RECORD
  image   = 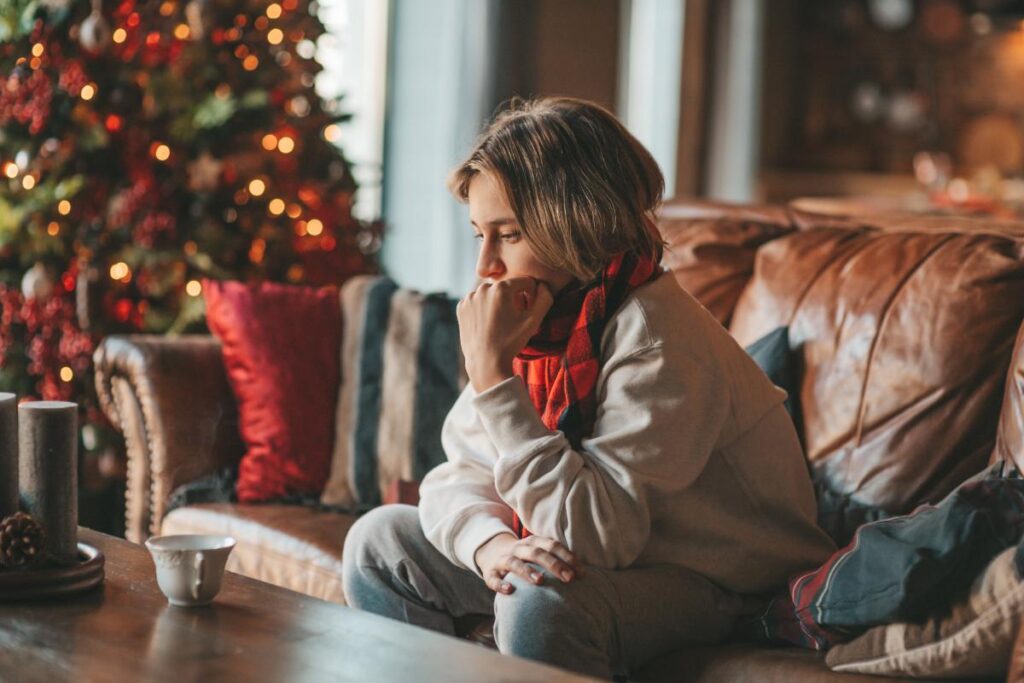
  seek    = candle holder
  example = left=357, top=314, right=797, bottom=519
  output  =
left=0, top=398, right=104, bottom=601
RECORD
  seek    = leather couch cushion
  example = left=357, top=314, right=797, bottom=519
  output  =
left=637, top=643, right=939, bottom=683
left=729, top=225, right=1024, bottom=516
left=161, top=503, right=356, bottom=605
left=657, top=202, right=795, bottom=326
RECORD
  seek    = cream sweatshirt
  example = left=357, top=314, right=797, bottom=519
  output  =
left=418, top=274, right=836, bottom=594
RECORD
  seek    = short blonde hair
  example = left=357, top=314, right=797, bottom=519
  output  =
left=448, top=97, right=664, bottom=282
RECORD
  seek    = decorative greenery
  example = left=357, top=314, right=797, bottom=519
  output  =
left=0, top=0, right=379, bottom=530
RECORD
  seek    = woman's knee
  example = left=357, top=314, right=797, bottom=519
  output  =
left=344, top=504, right=421, bottom=559
left=493, top=570, right=588, bottom=658
left=341, top=505, right=422, bottom=593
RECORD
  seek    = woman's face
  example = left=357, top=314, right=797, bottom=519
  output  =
left=467, top=171, right=574, bottom=293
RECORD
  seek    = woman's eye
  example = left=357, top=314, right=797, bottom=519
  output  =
left=500, top=231, right=521, bottom=241
left=473, top=233, right=484, bottom=241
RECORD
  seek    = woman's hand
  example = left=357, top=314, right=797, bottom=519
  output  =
left=457, top=277, right=554, bottom=393
left=473, top=532, right=586, bottom=594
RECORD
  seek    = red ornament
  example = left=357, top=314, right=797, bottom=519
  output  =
left=298, top=188, right=321, bottom=209
left=114, top=298, right=133, bottom=323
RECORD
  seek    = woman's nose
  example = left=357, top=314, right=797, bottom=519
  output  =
left=476, top=241, right=505, bottom=281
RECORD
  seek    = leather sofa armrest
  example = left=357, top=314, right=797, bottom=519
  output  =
left=94, top=335, right=244, bottom=542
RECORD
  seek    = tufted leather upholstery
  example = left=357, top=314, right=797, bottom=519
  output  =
left=658, top=201, right=795, bottom=326
left=95, top=201, right=1024, bottom=681
left=728, top=223, right=1024, bottom=517
left=94, top=336, right=244, bottom=542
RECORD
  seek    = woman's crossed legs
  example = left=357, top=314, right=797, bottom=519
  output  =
left=341, top=505, right=740, bottom=681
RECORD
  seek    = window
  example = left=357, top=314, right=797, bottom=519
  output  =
left=316, top=0, right=389, bottom=221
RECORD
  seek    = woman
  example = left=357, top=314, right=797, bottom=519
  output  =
left=342, top=97, right=834, bottom=680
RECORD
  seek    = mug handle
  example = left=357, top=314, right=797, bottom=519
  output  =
left=192, top=552, right=205, bottom=601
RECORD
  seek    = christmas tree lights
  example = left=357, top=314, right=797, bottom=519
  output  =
left=0, top=0, right=379, bottom=529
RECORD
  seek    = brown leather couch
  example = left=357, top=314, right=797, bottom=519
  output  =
left=94, top=201, right=1024, bottom=682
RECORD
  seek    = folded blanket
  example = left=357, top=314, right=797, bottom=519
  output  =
left=735, top=460, right=1024, bottom=650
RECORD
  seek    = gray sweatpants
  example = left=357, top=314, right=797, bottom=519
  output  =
left=341, top=505, right=744, bottom=681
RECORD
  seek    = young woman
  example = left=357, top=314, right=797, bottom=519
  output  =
left=342, top=97, right=835, bottom=680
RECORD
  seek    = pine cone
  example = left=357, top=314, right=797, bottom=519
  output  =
left=0, top=512, right=46, bottom=569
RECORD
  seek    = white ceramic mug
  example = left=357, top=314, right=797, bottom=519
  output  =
left=145, top=534, right=236, bottom=607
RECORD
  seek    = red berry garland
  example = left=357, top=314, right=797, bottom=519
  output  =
left=0, top=68, right=53, bottom=135
left=0, top=285, right=94, bottom=401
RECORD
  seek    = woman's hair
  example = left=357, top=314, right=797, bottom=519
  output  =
left=448, top=97, right=665, bottom=282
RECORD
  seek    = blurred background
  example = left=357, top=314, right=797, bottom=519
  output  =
left=374, top=0, right=1024, bottom=292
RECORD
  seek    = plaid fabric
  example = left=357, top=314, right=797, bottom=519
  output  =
left=509, top=248, right=662, bottom=538
left=736, top=460, right=1024, bottom=650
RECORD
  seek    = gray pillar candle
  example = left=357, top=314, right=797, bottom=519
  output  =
left=0, top=394, right=16, bottom=520
left=19, top=401, right=78, bottom=564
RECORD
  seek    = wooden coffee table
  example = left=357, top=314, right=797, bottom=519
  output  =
left=0, top=528, right=597, bottom=682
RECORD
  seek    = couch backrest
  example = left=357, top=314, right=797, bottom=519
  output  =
left=658, top=201, right=1024, bottom=518
left=658, top=202, right=795, bottom=327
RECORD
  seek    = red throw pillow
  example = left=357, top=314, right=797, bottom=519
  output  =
left=204, top=280, right=342, bottom=502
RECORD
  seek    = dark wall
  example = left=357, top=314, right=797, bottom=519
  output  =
left=494, top=0, right=621, bottom=113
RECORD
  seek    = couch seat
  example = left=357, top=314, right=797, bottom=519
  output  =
left=638, top=643, right=964, bottom=683
left=161, top=503, right=357, bottom=604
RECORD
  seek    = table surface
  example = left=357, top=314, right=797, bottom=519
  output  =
left=0, top=528, right=596, bottom=683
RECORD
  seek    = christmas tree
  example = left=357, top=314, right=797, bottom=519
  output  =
left=0, top=0, right=378, bottom=530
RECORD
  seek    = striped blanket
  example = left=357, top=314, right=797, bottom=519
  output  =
left=320, top=276, right=468, bottom=508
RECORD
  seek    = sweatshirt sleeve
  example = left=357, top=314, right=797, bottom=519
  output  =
left=473, top=332, right=732, bottom=569
left=418, top=386, right=515, bottom=576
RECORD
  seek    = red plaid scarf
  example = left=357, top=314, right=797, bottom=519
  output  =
left=509, top=248, right=662, bottom=538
